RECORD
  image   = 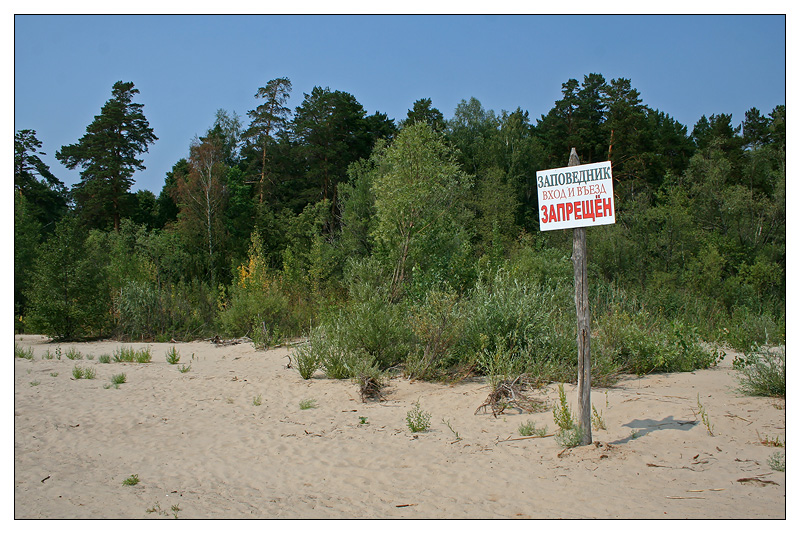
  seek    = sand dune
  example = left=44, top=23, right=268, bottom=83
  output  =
left=14, top=335, right=785, bottom=519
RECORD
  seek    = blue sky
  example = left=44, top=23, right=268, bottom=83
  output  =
left=14, top=14, right=786, bottom=195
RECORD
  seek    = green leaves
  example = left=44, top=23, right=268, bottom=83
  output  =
left=56, top=81, right=157, bottom=231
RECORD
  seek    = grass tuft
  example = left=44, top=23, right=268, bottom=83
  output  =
left=15, top=344, right=34, bottom=360
left=165, top=347, right=181, bottom=365
left=299, top=398, right=317, bottom=410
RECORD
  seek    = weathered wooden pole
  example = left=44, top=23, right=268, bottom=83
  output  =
left=569, top=148, right=592, bottom=445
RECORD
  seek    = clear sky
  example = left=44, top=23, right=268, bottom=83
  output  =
left=14, top=14, right=787, bottom=195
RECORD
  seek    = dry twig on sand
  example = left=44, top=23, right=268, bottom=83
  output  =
left=474, top=375, right=546, bottom=417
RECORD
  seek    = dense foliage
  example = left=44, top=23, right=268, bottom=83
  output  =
left=15, top=74, right=784, bottom=385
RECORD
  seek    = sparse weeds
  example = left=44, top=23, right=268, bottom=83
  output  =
left=15, top=344, right=34, bottom=360
left=592, top=404, right=606, bottom=430
left=518, top=420, right=547, bottom=437
left=177, top=364, right=192, bottom=373
left=253, top=394, right=262, bottom=406
left=98, top=354, right=111, bottom=364
left=299, top=398, right=317, bottom=410
left=72, top=366, right=85, bottom=379
left=406, top=400, right=431, bottom=433
left=29, top=380, right=40, bottom=387
left=757, top=431, right=785, bottom=448
left=696, top=395, right=714, bottom=436
left=122, top=474, right=140, bottom=486
left=442, top=418, right=461, bottom=441
left=65, top=347, right=83, bottom=360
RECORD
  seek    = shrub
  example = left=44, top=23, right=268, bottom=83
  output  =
left=25, top=216, right=110, bottom=340
left=406, top=400, right=431, bottom=433
left=768, top=451, right=786, bottom=472
left=735, top=346, right=785, bottom=397
left=116, top=279, right=161, bottom=340
left=219, top=231, right=297, bottom=341
left=290, top=342, right=320, bottom=380
left=405, top=288, right=462, bottom=380
left=594, top=306, right=716, bottom=375
left=456, top=269, right=574, bottom=378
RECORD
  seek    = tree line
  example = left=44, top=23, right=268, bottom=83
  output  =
left=15, top=74, right=785, bottom=378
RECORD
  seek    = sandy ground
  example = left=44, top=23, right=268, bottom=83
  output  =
left=13, top=334, right=786, bottom=519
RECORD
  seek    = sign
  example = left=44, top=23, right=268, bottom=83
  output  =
left=536, top=160, right=615, bottom=231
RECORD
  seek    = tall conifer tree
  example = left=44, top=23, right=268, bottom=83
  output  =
left=57, top=81, right=157, bottom=231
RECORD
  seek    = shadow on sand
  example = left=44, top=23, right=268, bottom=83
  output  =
left=610, top=416, right=698, bottom=444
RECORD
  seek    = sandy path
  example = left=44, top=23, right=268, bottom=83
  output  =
left=14, top=335, right=785, bottom=519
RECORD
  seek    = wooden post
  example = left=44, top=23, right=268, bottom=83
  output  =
left=569, top=148, right=592, bottom=445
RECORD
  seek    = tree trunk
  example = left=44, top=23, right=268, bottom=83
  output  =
left=569, top=147, right=592, bottom=445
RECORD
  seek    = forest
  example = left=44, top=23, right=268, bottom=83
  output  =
left=14, top=73, right=786, bottom=384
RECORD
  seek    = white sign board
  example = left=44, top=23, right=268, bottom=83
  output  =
left=536, top=160, right=616, bottom=231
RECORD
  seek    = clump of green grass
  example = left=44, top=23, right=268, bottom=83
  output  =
left=406, top=400, right=431, bottom=433
left=518, top=420, right=547, bottom=437
left=177, top=364, right=191, bottom=373
left=113, top=347, right=136, bottom=362
left=50, top=372, right=58, bottom=377
left=253, top=394, right=262, bottom=406
left=65, top=347, right=83, bottom=360
left=768, top=451, right=785, bottom=472
left=134, top=347, right=152, bottom=363
left=113, top=346, right=152, bottom=363
left=72, top=365, right=96, bottom=379
left=98, top=354, right=111, bottom=364
left=299, top=398, right=317, bottom=410
left=290, top=343, right=320, bottom=380
left=111, top=372, right=127, bottom=385
left=165, top=347, right=181, bottom=365
left=122, top=474, right=140, bottom=486
left=29, top=380, right=41, bottom=387
left=15, top=344, right=34, bottom=360
left=41, top=349, right=54, bottom=360
left=735, top=346, right=785, bottom=398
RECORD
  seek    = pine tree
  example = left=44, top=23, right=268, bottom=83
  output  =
left=56, top=81, right=157, bottom=231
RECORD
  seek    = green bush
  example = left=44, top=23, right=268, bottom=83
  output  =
left=735, top=346, right=785, bottom=397
left=594, top=306, right=716, bottom=375
left=289, top=341, right=320, bottom=380
left=25, top=216, right=110, bottom=340
left=456, top=269, right=574, bottom=376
